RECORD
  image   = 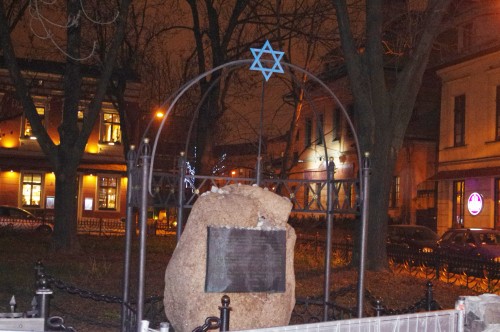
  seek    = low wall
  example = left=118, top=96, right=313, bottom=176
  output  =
left=236, top=309, right=461, bottom=332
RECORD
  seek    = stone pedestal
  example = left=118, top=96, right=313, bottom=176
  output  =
left=163, top=184, right=296, bottom=332
left=462, top=294, right=500, bottom=332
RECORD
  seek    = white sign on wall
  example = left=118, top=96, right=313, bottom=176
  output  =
left=467, top=192, right=483, bottom=216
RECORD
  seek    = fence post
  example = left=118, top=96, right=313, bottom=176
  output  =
left=357, top=152, right=370, bottom=318
left=177, top=151, right=186, bottom=243
left=219, top=295, right=231, bottom=332
left=455, top=296, right=465, bottom=332
left=323, top=158, right=335, bottom=321
left=34, top=260, right=44, bottom=282
left=36, top=273, right=53, bottom=330
left=137, top=138, right=151, bottom=332
left=426, top=281, right=434, bottom=311
left=122, top=145, right=137, bottom=332
left=373, top=299, right=384, bottom=317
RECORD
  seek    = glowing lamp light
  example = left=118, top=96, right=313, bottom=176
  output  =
left=87, top=144, right=98, bottom=154
left=468, top=192, right=483, bottom=216
left=1, top=137, right=17, bottom=148
left=155, top=110, right=165, bottom=118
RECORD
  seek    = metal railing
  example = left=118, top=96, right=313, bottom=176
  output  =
left=292, top=281, right=441, bottom=324
left=1, top=261, right=169, bottom=331
left=1, top=261, right=448, bottom=331
left=295, top=238, right=500, bottom=294
left=142, top=172, right=361, bottom=215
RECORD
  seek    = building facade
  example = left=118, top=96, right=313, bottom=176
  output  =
left=0, top=59, right=141, bottom=222
left=436, top=48, right=500, bottom=233
left=431, top=1, right=500, bottom=234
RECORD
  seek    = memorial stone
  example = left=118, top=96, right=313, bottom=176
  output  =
left=163, top=184, right=296, bottom=332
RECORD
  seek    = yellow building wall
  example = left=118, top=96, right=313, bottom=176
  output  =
left=438, top=51, right=500, bottom=170
left=0, top=171, right=20, bottom=206
left=437, top=50, right=500, bottom=233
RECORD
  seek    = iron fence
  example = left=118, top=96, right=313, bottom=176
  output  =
left=387, top=251, right=500, bottom=294
left=296, top=238, right=500, bottom=294
left=0, top=261, right=167, bottom=331
left=139, top=171, right=361, bottom=216
left=2, top=261, right=447, bottom=331
left=291, top=281, right=441, bottom=324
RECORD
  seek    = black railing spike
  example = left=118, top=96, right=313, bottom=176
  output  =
left=426, top=281, right=434, bottom=311
left=36, top=273, right=53, bottom=329
left=34, top=260, right=44, bottom=284
left=219, top=295, right=231, bottom=332
left=373, top=298, right=384, bottom=317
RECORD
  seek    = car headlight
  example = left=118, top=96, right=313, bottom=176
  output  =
left=422, top=247, right=433, bottom=253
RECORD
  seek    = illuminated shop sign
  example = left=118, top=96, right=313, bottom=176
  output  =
left=467, top=192, right=483, bottom=216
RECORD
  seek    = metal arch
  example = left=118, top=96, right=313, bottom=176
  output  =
left=147, top=58, right=363, bottom=191
left=148, top=59, right=254, bottom=195
left=143, top=57, right=369, bottom=320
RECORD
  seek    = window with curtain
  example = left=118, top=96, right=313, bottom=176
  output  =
left=98, top=175, right=119, bottom=210
left=22, top=172, right=42, bottom=207
left=101, top=111, right=121, bottom=144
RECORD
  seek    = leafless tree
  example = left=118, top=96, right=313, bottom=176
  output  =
left=0, top=0, right=29, bottom=121
left=0, top=0, right=132, bottom=250
left=331, top=0, right=452, bottom=270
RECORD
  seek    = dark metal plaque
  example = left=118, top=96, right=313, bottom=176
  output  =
left=205, top=227, right=286, bottom=293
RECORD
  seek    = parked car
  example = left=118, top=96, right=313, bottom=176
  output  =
left=0, top=205, right=52, bottom=234
left=387, top=224, right=439, bottom=253
left=437, top=228, right=500, bottom=277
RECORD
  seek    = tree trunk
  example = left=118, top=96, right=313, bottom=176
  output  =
left=53, top=161, right=79, bottom=251
left=195, top=83, right=220, bottom=175
left=364, top=137, right=396, bottom=270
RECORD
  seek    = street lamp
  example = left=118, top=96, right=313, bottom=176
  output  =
left=155, top=109, right=164, bottom=119
left=142, top=107, right=165, bottom=141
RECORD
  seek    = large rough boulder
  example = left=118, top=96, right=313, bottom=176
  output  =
left=163, top=184, right=296, bottom=332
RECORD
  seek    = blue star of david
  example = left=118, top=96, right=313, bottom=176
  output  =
left=250, top=40, right=285, bottom=81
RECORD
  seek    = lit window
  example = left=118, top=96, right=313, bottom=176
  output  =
left=98, top=175, right=118, bottom=210
left=77, top=109, right=84, bottom=131
left=101, top=111, right=121, bottom=144
left=452, top=180, right=465, bottom=228
left=389, top=176, right=400, bottom=208
left=22, top=172, right=42, bottom=207
left=23, top=106, right=45, bottom=138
